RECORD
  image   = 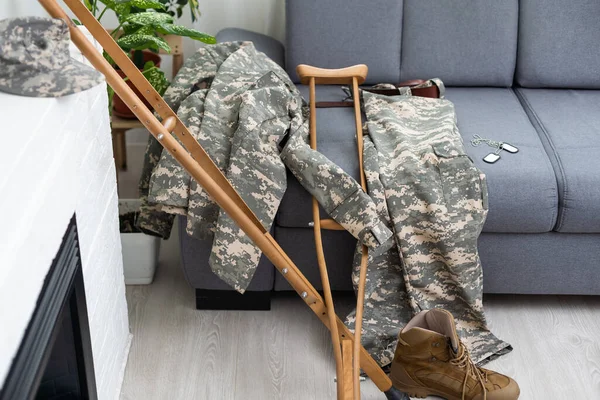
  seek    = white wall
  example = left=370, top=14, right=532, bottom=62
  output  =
left=1, top=0, right=286, bottom=62
left=0, top=31, right=131, bottom=400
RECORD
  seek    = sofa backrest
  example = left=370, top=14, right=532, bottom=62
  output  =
left=286, top=0, right=519, bottom=86
left=286, top=0, right=404, bottom=84
left=399, top=0, right=518, bottom=87
left=516, top=0, right=600, bottom=88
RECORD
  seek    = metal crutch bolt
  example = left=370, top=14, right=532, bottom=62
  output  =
left=334, top=377, right=366, bottom=382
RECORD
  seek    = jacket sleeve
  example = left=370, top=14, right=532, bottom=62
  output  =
left=280, top=98, right=393, bottom=254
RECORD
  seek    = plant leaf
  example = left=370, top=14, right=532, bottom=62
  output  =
left=117, top=34, right=171, bottom=53
left=142, top=61, right=170, bottom=96
left=133, top=25, right=155, bottom=35
left=157, top=24, right=215, bottom=44
left=131, top=0, right=165, bottom=10
left=122, top=23, right=139, bottom=35
left=188, top=0, right=200, bottom=22
left=98, top=0, right=117, bottom=9
left=125, top=11, right=173, bottom=26
left=114, top=3, right=132, bottom=20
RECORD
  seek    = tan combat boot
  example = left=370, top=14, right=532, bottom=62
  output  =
left=390, top=309, right=519, bottom=400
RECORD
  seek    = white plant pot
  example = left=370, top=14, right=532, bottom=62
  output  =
left=120, top=232, right=160, bottom=284
left=119, top=199, right=160, bottom=285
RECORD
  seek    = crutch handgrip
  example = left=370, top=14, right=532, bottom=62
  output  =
left=296, top=64, right=368, bottom=85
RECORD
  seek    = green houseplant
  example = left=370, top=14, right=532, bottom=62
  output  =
left=82, top=0, right=215, bottom=116
left=159, top=0, right=201, bottom=21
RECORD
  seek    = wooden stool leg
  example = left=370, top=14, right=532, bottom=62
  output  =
left=112, top=128, right=127, bottom=170
left=118, top=129, right=127, bottom=170
left=111, top=128, right=122, bottom=170
left=172, top=54, right=183, bottom=78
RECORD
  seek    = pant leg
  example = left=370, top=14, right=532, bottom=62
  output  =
left=362, top=92, right=511, bottom=364
left=389, top=129, right=511, bottom=364
left=345, top=137, right=413, bottom=367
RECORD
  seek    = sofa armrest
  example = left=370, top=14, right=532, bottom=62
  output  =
left=216, top=28, right=285, bottom=68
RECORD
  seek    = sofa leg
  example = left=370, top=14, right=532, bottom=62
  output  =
left=195, top=289, right=271, bottom=311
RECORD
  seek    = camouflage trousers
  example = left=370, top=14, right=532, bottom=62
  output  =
left=345, top=91, right=512, bottom=367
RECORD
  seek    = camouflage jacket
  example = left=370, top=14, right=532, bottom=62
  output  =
left=137, top=42, right=392, bottom=292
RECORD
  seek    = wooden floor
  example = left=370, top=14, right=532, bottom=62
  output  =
left=118, top=218, right=600, bottom=400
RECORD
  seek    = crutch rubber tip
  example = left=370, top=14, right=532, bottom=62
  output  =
left=384, top=386, right=410, bottom=400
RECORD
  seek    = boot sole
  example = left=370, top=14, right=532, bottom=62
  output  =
left=391, top=381, right=462, bottom=400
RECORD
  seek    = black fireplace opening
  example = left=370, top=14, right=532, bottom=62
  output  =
left=1, top=215, right=98, bottom=400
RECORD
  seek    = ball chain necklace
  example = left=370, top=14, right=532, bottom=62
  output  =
left=470, top=134, right=519, bottom=163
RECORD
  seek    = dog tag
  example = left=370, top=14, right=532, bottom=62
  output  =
left=483, top=153, right=501, bottom=163
left=501, top=143, right=519, bottom=153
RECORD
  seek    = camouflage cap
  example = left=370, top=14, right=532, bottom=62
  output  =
left=0, top=17, right=103, bottom=97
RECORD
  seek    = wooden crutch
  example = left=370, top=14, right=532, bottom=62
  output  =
left=296, top=64, right=373, bottom=400
left=37, top=1, right=408, bottom=399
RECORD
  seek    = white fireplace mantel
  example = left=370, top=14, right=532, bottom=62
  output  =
left=0, top=32, right=131, bottom=400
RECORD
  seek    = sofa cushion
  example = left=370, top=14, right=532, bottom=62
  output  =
left=446, top=88, right=558, bottom=232
left=400, top=0, right=518, bottom=87
left=285, top=0, right=403, bottom=84
left=277, top=87, right=559, bottom=233
left=516, top=0, right=600, bottom=88
left=516, top=89, right=600, bottom=232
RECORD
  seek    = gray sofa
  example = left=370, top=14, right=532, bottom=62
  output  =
left=179, top=0, right=600, bottom=310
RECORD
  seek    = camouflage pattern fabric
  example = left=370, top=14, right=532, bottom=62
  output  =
left=346, top=90, right=511, bottom=367
left=138, top=42, right=392, bottom=292
left=0, top=17, right=103, bottom=97
left=138, top=43, right=243, bottom=240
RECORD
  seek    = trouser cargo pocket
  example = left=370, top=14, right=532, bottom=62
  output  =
left=432, top=142, right=488, bottom=215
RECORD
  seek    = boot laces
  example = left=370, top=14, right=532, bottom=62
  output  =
left=449, top=342, right=488, bottom=400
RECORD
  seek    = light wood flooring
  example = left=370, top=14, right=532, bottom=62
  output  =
left=118, top=132, right=600, bottom=400
left=118, top=219, right=600, bottom=400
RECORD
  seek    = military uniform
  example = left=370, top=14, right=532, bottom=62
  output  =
left=345, top=90, right=511, bottom=367
left=139, top=41, right=510, bottom=367
left=138, top=42, right=392, bottom=292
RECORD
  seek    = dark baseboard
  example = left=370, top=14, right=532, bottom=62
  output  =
left=195, top=289, right=271, bottom=311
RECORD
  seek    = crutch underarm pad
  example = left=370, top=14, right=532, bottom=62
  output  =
left=296, top=64, right=368, bottom=85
